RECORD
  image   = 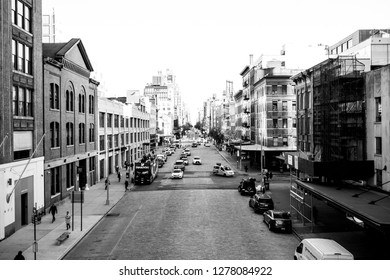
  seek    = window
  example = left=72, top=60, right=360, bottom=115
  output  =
left=79, top=90, right=85, bottom=113
left=12, top=40, right=32, bottom=74
left=114, top=134, right=119, bottom=147
left=376, top=137, right=382, bottom=155
left=272, top=101, right=278, bottom=111
left=130, top=133, right=133, bottom=143
left=282, top=85, right=287, bottom=95
left=50, top=122, right=60, bottom=148
left=50, top=166, right=60, bottom=196
left=66, top=164, right=74, bottom=189
left=126, top=118, right=129, bottom=128
left=121, top=116, right=124, bottom=127
left=282, top=101, right=287, bottom=111
left=66, top=122, right=74, bottom=145
left=375, top=97, right=382, bottom=122
left=66, top=87, right=74, bottom=111
left=292, top=102, right=296, bottom=112
left=282, top=119, right=287, bottom=128
left=89, top=95, right=94, bottom=114
left=89, top=123, right=95, bottom=143
left=50, top=83, right=60, bottom=109
left=12, top=0, right=31, bottom=32
left=89, top=157, right=95, bottom=171
left=107, top=113, right=112, bottom=128
left=99, top=112, right=105, bottom=128
left=12, top=86, right=33, bottom=116
left=292, top=118, right=297, bottom=128
left=99, top=135, right=105, bottom=151
left=272, top=85, right=277, bottom=94
left=79, top=123, right=85, bottom=144
left=114, top=115, right=119, bottom=127
left=121, top=134, right=124, bottom=145
left=283, top=137, right=288, bottom=147
left=273, top=137, right=278, bottom=147
left=126, top=133, right=129, bottom=144
left=108, top=135, right=113, bottom=149
left=273, top=119, right=278, bottom=128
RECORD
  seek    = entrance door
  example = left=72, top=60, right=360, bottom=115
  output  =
left=21, top=193, right=28, bottom=226
left=108, top=156, right=112, bottom=174
left=100, top=159, right=105, bottom=179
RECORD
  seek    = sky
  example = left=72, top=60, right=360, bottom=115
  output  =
left=43, top=0, right=390, bottom=123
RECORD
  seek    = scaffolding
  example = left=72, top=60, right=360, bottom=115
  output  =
left=313, top=56, right=365, bottom=162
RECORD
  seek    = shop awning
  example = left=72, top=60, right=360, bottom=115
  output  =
left=234, top=144, right=296, bottom=152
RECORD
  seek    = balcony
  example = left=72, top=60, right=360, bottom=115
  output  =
left=243, top=108, right=250, bottom=114
left=243, top=81, right=249, bottom=87
left=243, top=94, right=249, bottom=100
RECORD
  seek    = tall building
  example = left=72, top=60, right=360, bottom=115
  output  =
left=42, top=39, right=99, bottom=209
left=0, top=0, right=44, bottom=240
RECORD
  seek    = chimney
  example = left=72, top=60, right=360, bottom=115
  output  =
left=249, top=54, right=253, bottom=66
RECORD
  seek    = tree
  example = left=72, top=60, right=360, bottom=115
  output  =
left=209, top=127, right=224, bottom=144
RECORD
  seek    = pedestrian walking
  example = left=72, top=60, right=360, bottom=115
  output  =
left=125, top=180, right=129, bottom=191
left=244, top=165, right=248, bottom=173
left=269, top=171, right=273, bottom=180
left=115, top=165, right=119, bottom=174
left=14, top=251, right=25, bottom=260
left=49, top=204, right=57, bottom=223
left=65, top=211, right=71, bottom=230
left=118, top=171, right=122, bottom=182
left=105, top=177, right=110, bottom=190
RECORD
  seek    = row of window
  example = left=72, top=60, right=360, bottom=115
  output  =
left=50, top=122, right=95, bottom=148
left=57, top=84, right=95, bottom=113
left=12, top=0, right=31, bottom=33
left=272, top=118, right=297, bottom=129
left=12, top=85, right=32, bottom=117
left=99, top=112, right=149, bottom=129
left=272, top=101, right=296, bottom=112
left=99, top=132, right=150, bottom=151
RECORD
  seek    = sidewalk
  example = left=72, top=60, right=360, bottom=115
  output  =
left=0, top=170, right=130, bottom=260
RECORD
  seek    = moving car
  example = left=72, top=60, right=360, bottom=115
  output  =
left=180, top=153, right=188, bottom=160
left=157, top=154, right=167, bottom=162
left=263, top=210, right=292, bottom=232
left=171, top=168, right=184, bottom=179
left=184, top=148, right=191, bottom=156
left=238, top=177, right=256, bottom=196
left=181, top=157, right=189, bottom=165
left=294, top=238, right=354, bottom=260
left=204, top=142, right=210, bottom=147
left=213, top=165, right=234, bottom=176
left=174, top=160, right=185, bottom=171
left=165, top=149, right=173, bottom=156
left=192, top=156, right=202, bottom=165
left=249, top=193, right=274, bottom=213
left=192, top=142, right=198, bottom=147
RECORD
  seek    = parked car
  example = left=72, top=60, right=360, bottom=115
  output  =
left=192, top=142, right=198, bottom=148
left=165, top=149, right=173, bottom=156
left=171, top=168, right=184, bottom=179
left=192, top=156, right=202, bottom=165
left=294, top=238, right=354, bottom=260
left=213, top=165, right=234, bottom=177
left=157, top=159, right=164, bottom=168
left=263, top=210, right=292, bottom=232
left=174, top=160, right=185, bottom=171
left=204, top=142, right=211, bottom=147
left=249, top=193, right=274, bottom=213
left=170, top=145, right=176, bottom=151
left=184, top=148, right=191, bottom=156
left=238, top=177, right=256, bottom=196
left=157, top=154, right=167, bottom=162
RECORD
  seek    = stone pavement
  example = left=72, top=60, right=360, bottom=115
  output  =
left=0, top=170, right=130, bottom=260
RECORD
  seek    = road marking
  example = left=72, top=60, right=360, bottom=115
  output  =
left=108, top=205, right=143, bottom=258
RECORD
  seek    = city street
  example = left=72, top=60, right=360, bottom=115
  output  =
left=64, top=143, right=299, bottom=259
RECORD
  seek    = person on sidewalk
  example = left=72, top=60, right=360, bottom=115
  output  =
left=49, top=204, right=57, bottom=223
left=118, top=172, right=122, bottom=182
left=14, top=251, right=25, bottom=260
left=244, top=165, right=248, bottom=173
left=105, top=177, right=110, bottom=190
left=65, top=211, right=71, bottom=230
left=125, top=180, right=129, bottom=192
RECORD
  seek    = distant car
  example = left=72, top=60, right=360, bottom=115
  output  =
left=157, top=154, right=167, bottom=162
left=170, top=145, right=176, bottom=151
left=184, top=148, right=191, bottom=156
left=249, top=193, right=274, bottom=213
left=192, top=143, right=198, bottom=148
left=263, top=210, right=292, bottom=232
left=174, top=160, right=185, bottom=171
left=213, top=165, right=234, bottom=177
left=192, top=156, right=202, bottom=165
left=157, top=159, right=164, bottom=168
left=180, top=153, right=188, bottom=159
left=171, top=169, right=184, bottom=179
left=165, top=149, right=173, bottom=156
left=181, top=157, right=189, bottom=165
left=204, top=142, right=210, bottom=147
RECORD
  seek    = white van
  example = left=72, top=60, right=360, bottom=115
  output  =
left=294, top=238, right=354, bottom=260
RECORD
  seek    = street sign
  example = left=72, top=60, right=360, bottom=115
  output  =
left=72, top=191, right=84, bottom=203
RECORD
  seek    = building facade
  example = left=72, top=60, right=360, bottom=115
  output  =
left=98, top=97, right=150, bottom=180
left=0, top=0, right=44, bottom=240
left=42, top=39, right=99, bottom=208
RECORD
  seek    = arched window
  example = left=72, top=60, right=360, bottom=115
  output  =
left=66, top=122, right=74, bottom=145
left=79, top=123, right=85, bottom=144
left=89, top=123, right=95, bottom=143
left=89, top=95, right=94, bottom=114
left=50, top=83, right=59, bottom=109
left=79, top=88, right=86, bottom=113
left=50, top=121, right=59, bottom=147
left=66, top=85, right=74, bottom=112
